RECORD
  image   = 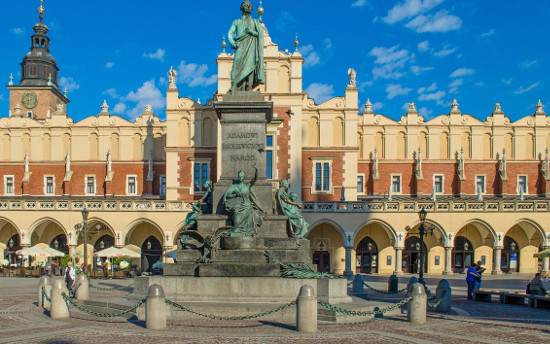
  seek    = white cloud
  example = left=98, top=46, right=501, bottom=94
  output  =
left=352, top=0, right=367, bottom=7
left=433, top=45, right=457, bottom=57
left=418, top=82, right=437, bottom=94
left=501, top=78, right=513, bottom=85
left=11, top=27, right=24, bottom=35
left=418, top=107, right=433, bottom=118
left=383, top=0, right=444, bottom=24
left=143, top=48, right=165, bottom=61
left=514, top=82, right=540, bottom=95
left=372, top=102, right=384, bottom=111
left=300, top=44, right=321, bottom=68
left=448, top=78, right=463, bottom=94
left=411, top=65, right=433, bottom=75
left=475, top=81, right=484, bottom=87
left=177, top=61, right=217, bottom=87
left=386, top=84, right=412, bottom=99
left=406, top=10, right=462, bottom=33
left=112, top=103, right=126, bottom=114
left=117, top=79, right=165, bottom=118
left=306, top=83, right=334, bottom=103
left=103, top=88, right=120, bottom=99
left=0, top=94, right=4, bottom=101
left=480, top=29, right=495, bottom=38
left=106, top=62, right=115, bottom=69
left=520, top=60, right=537, bottom=69
left=418, top=83, right=445, bottom=105
left=417, top=40, right=430, bottom=52
left=276, top=12, right=296, bottom=32
left=59, top=77, right=80, bottom=92
left=323, top=38, right=332, bottom=50
left=370, top=45, right=414, bottom=79
left=450, top=68, right=474, bottom=78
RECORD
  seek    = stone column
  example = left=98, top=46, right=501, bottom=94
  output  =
left=296, top=285, right=317, bottom=333
left=50, top=280, right=69, bottom=319
left=492, top=246, right=503, bottom=275
left=146, top=284, right=167, bottom=330
left=394, top=247, right=403, bottom=275
left=343, top=247, right=353, bottom=278
left=443, top=247, right=453, bottom=275
left=75, top=274, right=89, bottom=300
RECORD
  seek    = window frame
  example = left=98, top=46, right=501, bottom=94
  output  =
left=192, top=161, right=210, bottom=194
left=4, top=175, right=15, bottom=195
left=475, top=175, right=486, bottom=195
left=391, top=174, right=402, bottom=194
left=517, top=175, right=527, bottom=194
left=159, top=175, right=166, bottom=198
left=44, top=175, right=55, bottom=195
left=357, top=174, right=365, bottom=194
left=433, top=174, right=444, bottom=194
left=126, top=175, right=138, bottom=196
left=310, top=157, right=334, bottom=194
left=85, top=175, right=96, bottom=195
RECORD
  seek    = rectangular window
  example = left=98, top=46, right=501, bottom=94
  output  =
left=314, top=162, right=331, bottom=192
left=357, top=175, right=364, bottom=194
left=476, top=175, right=485, bottom=194
left=45, top=176, right=54, bottom=195
left=127, top=176, right=137, bottom=195
left=391, top=175, right=401, bottom=193
left=434, top=175, right=443, bottom=193
left=517, top=175, right=527, bottom=194
left=323, top=163, right=329, bottom=191
left=194, top=162, right=209, bottom=192
left=266, top=135, right=274, bottom=180
left=4, top=176, right=14, bottom=195
left=85, top=176, right=95, bottom=195
left=160, top=176, right=166, bottom=197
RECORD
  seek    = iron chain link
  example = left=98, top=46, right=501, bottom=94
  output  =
left=165, top=299, right=296, bottom=320
left=363, top=282, right=408, bottom=295
left=318, top=296, right=412, bottom=316
left=89, top=283, right=134, bottom=291
left=61, top=293, right=144, bottom=318
left=427, top=296, right=443, bottom=309
left=41, top=286, right=51, bottom=303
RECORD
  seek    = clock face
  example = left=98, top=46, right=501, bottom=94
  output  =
left=21, top=91, right=38, bottom=109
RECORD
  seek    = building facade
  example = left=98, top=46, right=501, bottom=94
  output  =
left=1, top=4, right=549, bottom=275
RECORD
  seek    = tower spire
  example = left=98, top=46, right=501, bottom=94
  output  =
left=38, top=0, right=45, bottom=24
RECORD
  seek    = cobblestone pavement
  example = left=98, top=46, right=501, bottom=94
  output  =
left=1, top=276, right=549, bottom=344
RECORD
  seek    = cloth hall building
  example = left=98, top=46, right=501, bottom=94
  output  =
left=1, top=4, right=549, bottom=277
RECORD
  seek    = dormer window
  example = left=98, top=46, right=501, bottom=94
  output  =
left=44, top=67, right=50, bottom=79
left=30, top=64, right=36, bottom=76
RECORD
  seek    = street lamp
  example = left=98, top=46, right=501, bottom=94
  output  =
left=81, top=208, right=89, bottom=275
left=407, top=208, right=434, bottom=287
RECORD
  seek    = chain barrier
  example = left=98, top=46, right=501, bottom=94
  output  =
left=165, top=299, right=296, bottom=320
left=89, top=283, right=134, bottom=291
left=347, top=281, right=353, bottom=286
left=41, top=286, right=51, bottom=303
left=61, top=293, right=144, bottom=318
left=427, top=297, right=443, bottom=309
left=318, top=297, right=412, bottom=317
left=362, top=282, right=408, bottom=295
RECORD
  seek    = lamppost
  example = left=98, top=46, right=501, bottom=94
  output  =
left=81, top=208, right=89, bottom=275
left=407, top=208, right=434, bottom=287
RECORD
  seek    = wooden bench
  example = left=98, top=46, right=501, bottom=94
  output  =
left=532, top=295, right=550, bottom=309
left=500, top=292, right=533, bottom=306
left=473, top=289, right=501, bottom=302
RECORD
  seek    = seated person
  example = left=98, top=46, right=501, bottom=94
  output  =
left=529, top=273, right=547, bottom=295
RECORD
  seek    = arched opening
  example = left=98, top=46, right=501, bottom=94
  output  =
left=306, top=222, right=344, bottom=274
left=355, top=236, right=378, bottom=274
left=396, top=132, right=406, bottom=158
left=418, top=131, right=428, bottom=159
left=452, top=236, right=473, bottom=273
left=179, top=118, right=190, bottom=146
left=110, top=133, right=120, bottom=159
left=124, top=221, right=164, bottom=272
left=1, top=134, right=11, bottom=160
left=461, top=132, right=471, bottom=159
left=307, top=117, right=319, bottom=147
left=482, top=133, right=492, bottom=159
left=202, top=117, right=213, bottom=146
left=50, top=234, right=69, bottom=255
left=89, top=133, right=98, bottom=160
left=439, top=132, right=449, bottom=159
left=333, top=117, right=344, bottom=146
left=502, top=236, right=520, bottom=273
left=375, top=132, right=385, bottom=158
left=277, top=65, right=290, bottom=93
left=403, top=236, right=427, bottom=274
left=5, top=234, right=21, bottom=265
left=141, top=236, right=162, bottom=273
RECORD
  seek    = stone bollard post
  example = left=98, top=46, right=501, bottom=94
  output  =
left=38, top=275, right=53, bottom=308
left=407, top=276, right=418, bottom=291
left=407, top=283, right=427, bottom=324
left=50, top=279, right=70, bottom=319
left=146, top=284, right=166, bottom=330
left=388, top=274, right=399, bottom=293
left=435, top=279, right=452, bottom=313
left=296, top=285, right=317, bottom=333
left=75, top=274, right=89, bottom=301
left=352, top=274, right=364, bottom=293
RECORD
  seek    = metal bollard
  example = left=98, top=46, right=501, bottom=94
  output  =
left=296, top=285, right=317, bottom=333
left=388, top=274, right=399, bottom=293
left=352, top=274, right=364, bottom=293
left=75, top=274, right=89, bottom=301
left=407, top=283, right=427, bottom=324
left=50, top=279, right=69, bottom=319
left=435, top=279, right=452, bottom=313
left=38, top=275, right=53, bottom=308
left=407, top=276, right=418, bottom=291
left=146, top=284, right=166, bottom=330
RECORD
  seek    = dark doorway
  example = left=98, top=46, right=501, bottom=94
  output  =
left=355, top=236, right=378, bottom=274
left=452, top=236, right=473, bottom=273
left=50, top=234, right=69, bottom=254
left=403, top=236, right=427, bottom=274
left=141, top=236, right=162, bottom=272
left=313, top=251, right=330, bottom=272
left=6, top=234, right=21, bottom=265
left=501, top=236, right=519, bottom=273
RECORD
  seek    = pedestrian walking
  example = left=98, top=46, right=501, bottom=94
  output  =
left=64, top=262, right=76, bottom=296
left=466, top=263, right=480, bottom=299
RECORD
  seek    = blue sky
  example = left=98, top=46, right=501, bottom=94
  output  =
left=0, top=0, right=548, bottom=122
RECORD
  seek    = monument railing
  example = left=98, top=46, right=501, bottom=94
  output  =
left=302, top=199, right=550, bottom=213
left=0, top=199, right=193, bottom=212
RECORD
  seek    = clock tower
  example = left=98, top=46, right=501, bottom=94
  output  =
left=7, top=0, right=69, bottom=120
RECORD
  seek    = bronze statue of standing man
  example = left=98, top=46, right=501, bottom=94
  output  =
left=228, top=1, right=264, bottom=92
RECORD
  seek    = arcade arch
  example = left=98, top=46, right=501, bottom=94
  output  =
left=124, top=220, right=165, bottom=270
left=306, top=222, right=344, bottom=274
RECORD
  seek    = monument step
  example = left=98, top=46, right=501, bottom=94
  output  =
left=198, top=262, right=281, bottom=277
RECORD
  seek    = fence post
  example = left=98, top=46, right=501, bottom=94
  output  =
left=388, top=274, right=399, bottom=293
left=352, top=274, right=364, bottom=293
left=435, top=279, right=452, bottom=313
left=296, top=285, right=317, bottom=333
left=407, top=283, right=426, bottom=324
left=146, top=284, right=166, bottom=330
left=38, top=275, right=52, bottom=308
left=75, top=274, right=89, bottom=301
left=50, top=279, right=69, bottom=319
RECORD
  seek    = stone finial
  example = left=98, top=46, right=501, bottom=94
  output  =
left=408, top=102, right=416, bottom=111
left=257, top=1, right=264, bottom=22
left=13, top=102, right=22, bottom=117
left=364, top=98, right=373, bottom=112
left=8, top=73, right=13, bottom=86
left=450, top=98, right=459, bottom=111
left=168, top=66, right=177, bottom=89
left=100, top=100, right=109, bottom=113
left=494, top=103, right=502, bottom=112
left=347, top=68, right=357, bottom=87
left=294, top=33, right=299, bottom=52
left=144, top=104, right=153, bottom=113
left=536, top=99, right=544, bottom=112
left=221, top=35, right=227, bottom=53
